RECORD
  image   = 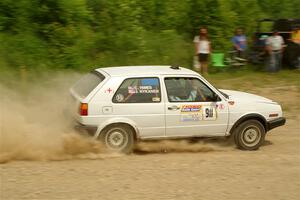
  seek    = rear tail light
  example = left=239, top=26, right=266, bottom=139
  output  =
left=80, top=103, right=88, bottom=116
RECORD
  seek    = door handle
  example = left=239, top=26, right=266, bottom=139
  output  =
left=168, top=105, right=180, bottom=111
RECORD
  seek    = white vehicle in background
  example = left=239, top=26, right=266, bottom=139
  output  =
left=70, top=66, right=286, bottom=153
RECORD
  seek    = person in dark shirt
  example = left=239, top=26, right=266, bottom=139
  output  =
left=231, top=28, right=247, bottom=58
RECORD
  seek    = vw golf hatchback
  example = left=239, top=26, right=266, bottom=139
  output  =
left=70, top=66, right=286, bottom=153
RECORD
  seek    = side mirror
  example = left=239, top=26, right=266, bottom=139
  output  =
left=213, top=93, right=221, bottom=102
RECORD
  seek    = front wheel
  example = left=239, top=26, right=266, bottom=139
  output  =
left=100, top=125, right=135, bottom=154
left=233, top=120, right=265, bottom=150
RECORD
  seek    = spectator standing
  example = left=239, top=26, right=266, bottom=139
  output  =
left=266, top=30, right=285, bottom=72
left=193, top=27, right=211, bottom=75
left=231, top=28, right=247, bottom=58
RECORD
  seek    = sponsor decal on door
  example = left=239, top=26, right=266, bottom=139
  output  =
left=180, top=105, right=217, bottom=122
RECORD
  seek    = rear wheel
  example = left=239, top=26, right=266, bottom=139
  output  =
left=233, top=120, right=265, bottom=150
left=100, top=125, right=135, bottom=154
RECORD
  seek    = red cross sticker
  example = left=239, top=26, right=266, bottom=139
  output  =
left=105, top=88, right=113, bottom=93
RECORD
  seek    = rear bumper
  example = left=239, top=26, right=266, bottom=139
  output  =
left=267, top=117, right=286, bottom=131
left=74, top=122, right=97, bottom=136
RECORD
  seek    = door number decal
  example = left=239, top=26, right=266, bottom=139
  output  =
left=202, top=106, right=217, bottom=120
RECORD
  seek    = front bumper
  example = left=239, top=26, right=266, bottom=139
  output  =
left=267, top=117, right=286, bottom=131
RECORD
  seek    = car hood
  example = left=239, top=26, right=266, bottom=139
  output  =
left=220, top=89, right=276, bottom=104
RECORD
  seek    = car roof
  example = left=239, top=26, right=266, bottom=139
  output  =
left=95, top=65, right=198, bottom=77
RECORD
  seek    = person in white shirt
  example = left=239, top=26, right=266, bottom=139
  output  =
left=266, top=30, right=285, bottom=72
left=194, top=27, right=211, bottom=75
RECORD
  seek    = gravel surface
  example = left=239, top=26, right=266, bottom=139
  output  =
left=1, top=119, right=299, bottom=200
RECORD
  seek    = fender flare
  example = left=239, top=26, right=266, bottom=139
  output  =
left=94, top=117, right=140, bottom=139
left=229, top=113, right=268, bottom=134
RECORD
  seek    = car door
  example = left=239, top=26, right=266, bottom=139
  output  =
left=112, top=77, right=165, bottom=138
left=163, top=76, right=229, bottom=137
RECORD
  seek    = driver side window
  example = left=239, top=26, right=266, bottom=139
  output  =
left=164, top=77, right=220, bottom=102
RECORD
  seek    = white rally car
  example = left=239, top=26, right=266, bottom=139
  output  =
left=70, top=66, right=286, bottom=153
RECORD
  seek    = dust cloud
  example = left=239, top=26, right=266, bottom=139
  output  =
left=135, top=138, right=232, bottom=154
left=0, top=71, right=119, bottom=164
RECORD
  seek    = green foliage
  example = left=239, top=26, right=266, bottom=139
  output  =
left=0, top=0, right=298, bottom=71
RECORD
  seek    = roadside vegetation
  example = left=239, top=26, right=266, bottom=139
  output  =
left=1, top=0, right=299, bottom=114
left=0, top=0, right=299, bottom=71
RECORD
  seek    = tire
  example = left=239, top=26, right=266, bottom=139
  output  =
left=233, top=120, right=265, bottom=150
left=100, top=125, right=135, bottom=154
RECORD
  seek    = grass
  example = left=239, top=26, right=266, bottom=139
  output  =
left=207, top=68, right=300, bottom=90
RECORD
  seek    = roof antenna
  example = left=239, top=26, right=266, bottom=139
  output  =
left=170, top=65, right=180, bottom=70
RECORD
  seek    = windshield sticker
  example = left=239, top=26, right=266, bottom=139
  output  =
left=115, top=94, right=124, bottom=102
left=152, top=97, right=160, bottom=102
left=141, top=78, right=159, bottom=86
left=139, top=86, right=159, bottom=93
left=128, top=85, right=159, bottom=94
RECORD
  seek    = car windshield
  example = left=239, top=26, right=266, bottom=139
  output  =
left=72, top=71, right=105, bottom=98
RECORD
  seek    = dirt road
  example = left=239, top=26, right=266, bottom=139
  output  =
left=1, top=118, right=299, bottom=200
left=1, top=72, right=300, bottom=200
